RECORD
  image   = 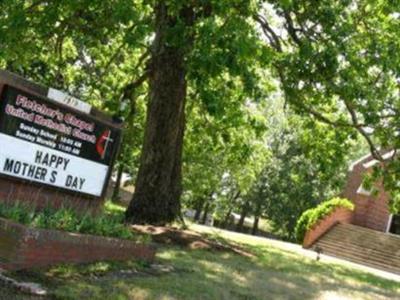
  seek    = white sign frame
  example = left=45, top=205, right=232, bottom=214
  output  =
left=0, top=133, right=109, bottom=197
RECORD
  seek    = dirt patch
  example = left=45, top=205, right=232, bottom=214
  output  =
left=131, top=225, right=254, bottom=257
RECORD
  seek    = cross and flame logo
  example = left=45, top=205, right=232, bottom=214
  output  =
left=96, top=129, right=113, bottom=159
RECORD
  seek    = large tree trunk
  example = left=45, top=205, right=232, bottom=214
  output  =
left=125, top=3, right=194, bottom=224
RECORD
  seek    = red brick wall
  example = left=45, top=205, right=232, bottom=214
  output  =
left=303, top=207, right=353, bottom=248
left=0, top=176, right=103, bottom=213
left=0, top=218, right=155, bottom=271
left=342, top=156, right=391, bottom=232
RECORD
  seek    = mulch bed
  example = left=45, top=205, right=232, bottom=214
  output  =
left=131, top=225, right=254, bottom=258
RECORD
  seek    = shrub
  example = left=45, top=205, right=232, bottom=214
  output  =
left=0, top=201, right=137, bottom=241
left=294, top=197, right=354, bottom=243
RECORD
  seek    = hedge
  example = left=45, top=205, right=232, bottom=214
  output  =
left=294, top=197, right=354, bottom=243
left=0, top=201, right=139, bottom=241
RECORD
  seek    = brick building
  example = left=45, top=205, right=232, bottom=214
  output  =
left=342, top=153, right=400, bottom=236
left=302, top=153, right=400, bottom=274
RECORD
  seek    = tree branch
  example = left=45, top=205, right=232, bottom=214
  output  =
left=254, top=14, right=282, bottom=52
left=25, top=0, right=48, bottom=13
left=258, top=8, right=385, bottom=163
left=276, top=69, right=355, bottom=128
left=100, top=23, right=147, bottom=79
left=343, top=100, right=382, bottom=161
left=283, top=11, right=302, bottom=47
left=121, top=70, right=150, bottom=103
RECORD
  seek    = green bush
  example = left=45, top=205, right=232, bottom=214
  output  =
left=294, top=197, right=354, bottom=243
left=0, top=201, right=136, bottom=241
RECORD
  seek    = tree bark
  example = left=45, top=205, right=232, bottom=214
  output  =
left=222, top=190, right=241, bottom=228
left=252, top=216, right=260, bottom=235
left=236, top=200, right=250, bottom=232
left=111, top=163, right=124, bottom=202
left=222, top=207, right=234, bottom=229
left=125, top=2, right=195, bottom=224
left=201, top=201, right=211, bottom=225
left=194, top=200, right=204, bottom=222
left=251, top=200, right=262, bottom=235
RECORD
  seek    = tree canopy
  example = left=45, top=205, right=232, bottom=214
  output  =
left=0, top=0, right=398, bottom=226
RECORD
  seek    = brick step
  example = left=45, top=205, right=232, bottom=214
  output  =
left=318, top=246, right=400, bottom=275
left=317, top=240, right=400, bottom=262
left=332, top=225, right=400, bottom=242
left=315, top=240, right=400, bottom=268
left=315, top=244, right=400, bottom=269
left=313, top=224, right=400, bottom=274
left=315, top=241, right=400, bottom=269
left=327, top=223, right=400, bottom=240
left=319, top=233, right=400, bottom=254
left=334, top=224, right=400, bottom=243
left=319, top=225, right=400, bottom=258
left=325, top=230, right=400, bottom=252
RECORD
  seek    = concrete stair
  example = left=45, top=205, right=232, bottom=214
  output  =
left=313, top=223, right=400, bottom=274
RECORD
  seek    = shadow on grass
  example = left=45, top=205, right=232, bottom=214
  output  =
left=0, top=285, right=55, bottom=300
left=200, top=227, right=400, bottom=292
left=6, top=241, right=397, bottom=300
left=4, top=223, right=399, bottom=300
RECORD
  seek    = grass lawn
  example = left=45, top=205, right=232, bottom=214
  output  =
left=5, top=223, right=399, bottom=300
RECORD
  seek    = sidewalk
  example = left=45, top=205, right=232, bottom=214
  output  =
left=190, top=223, right=400, bottom=283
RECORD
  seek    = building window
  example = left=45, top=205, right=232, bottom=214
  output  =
left=389, top=215, right=400, bottom=235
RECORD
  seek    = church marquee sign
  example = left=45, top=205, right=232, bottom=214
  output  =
left=0, top=84, right=121, bottom=197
